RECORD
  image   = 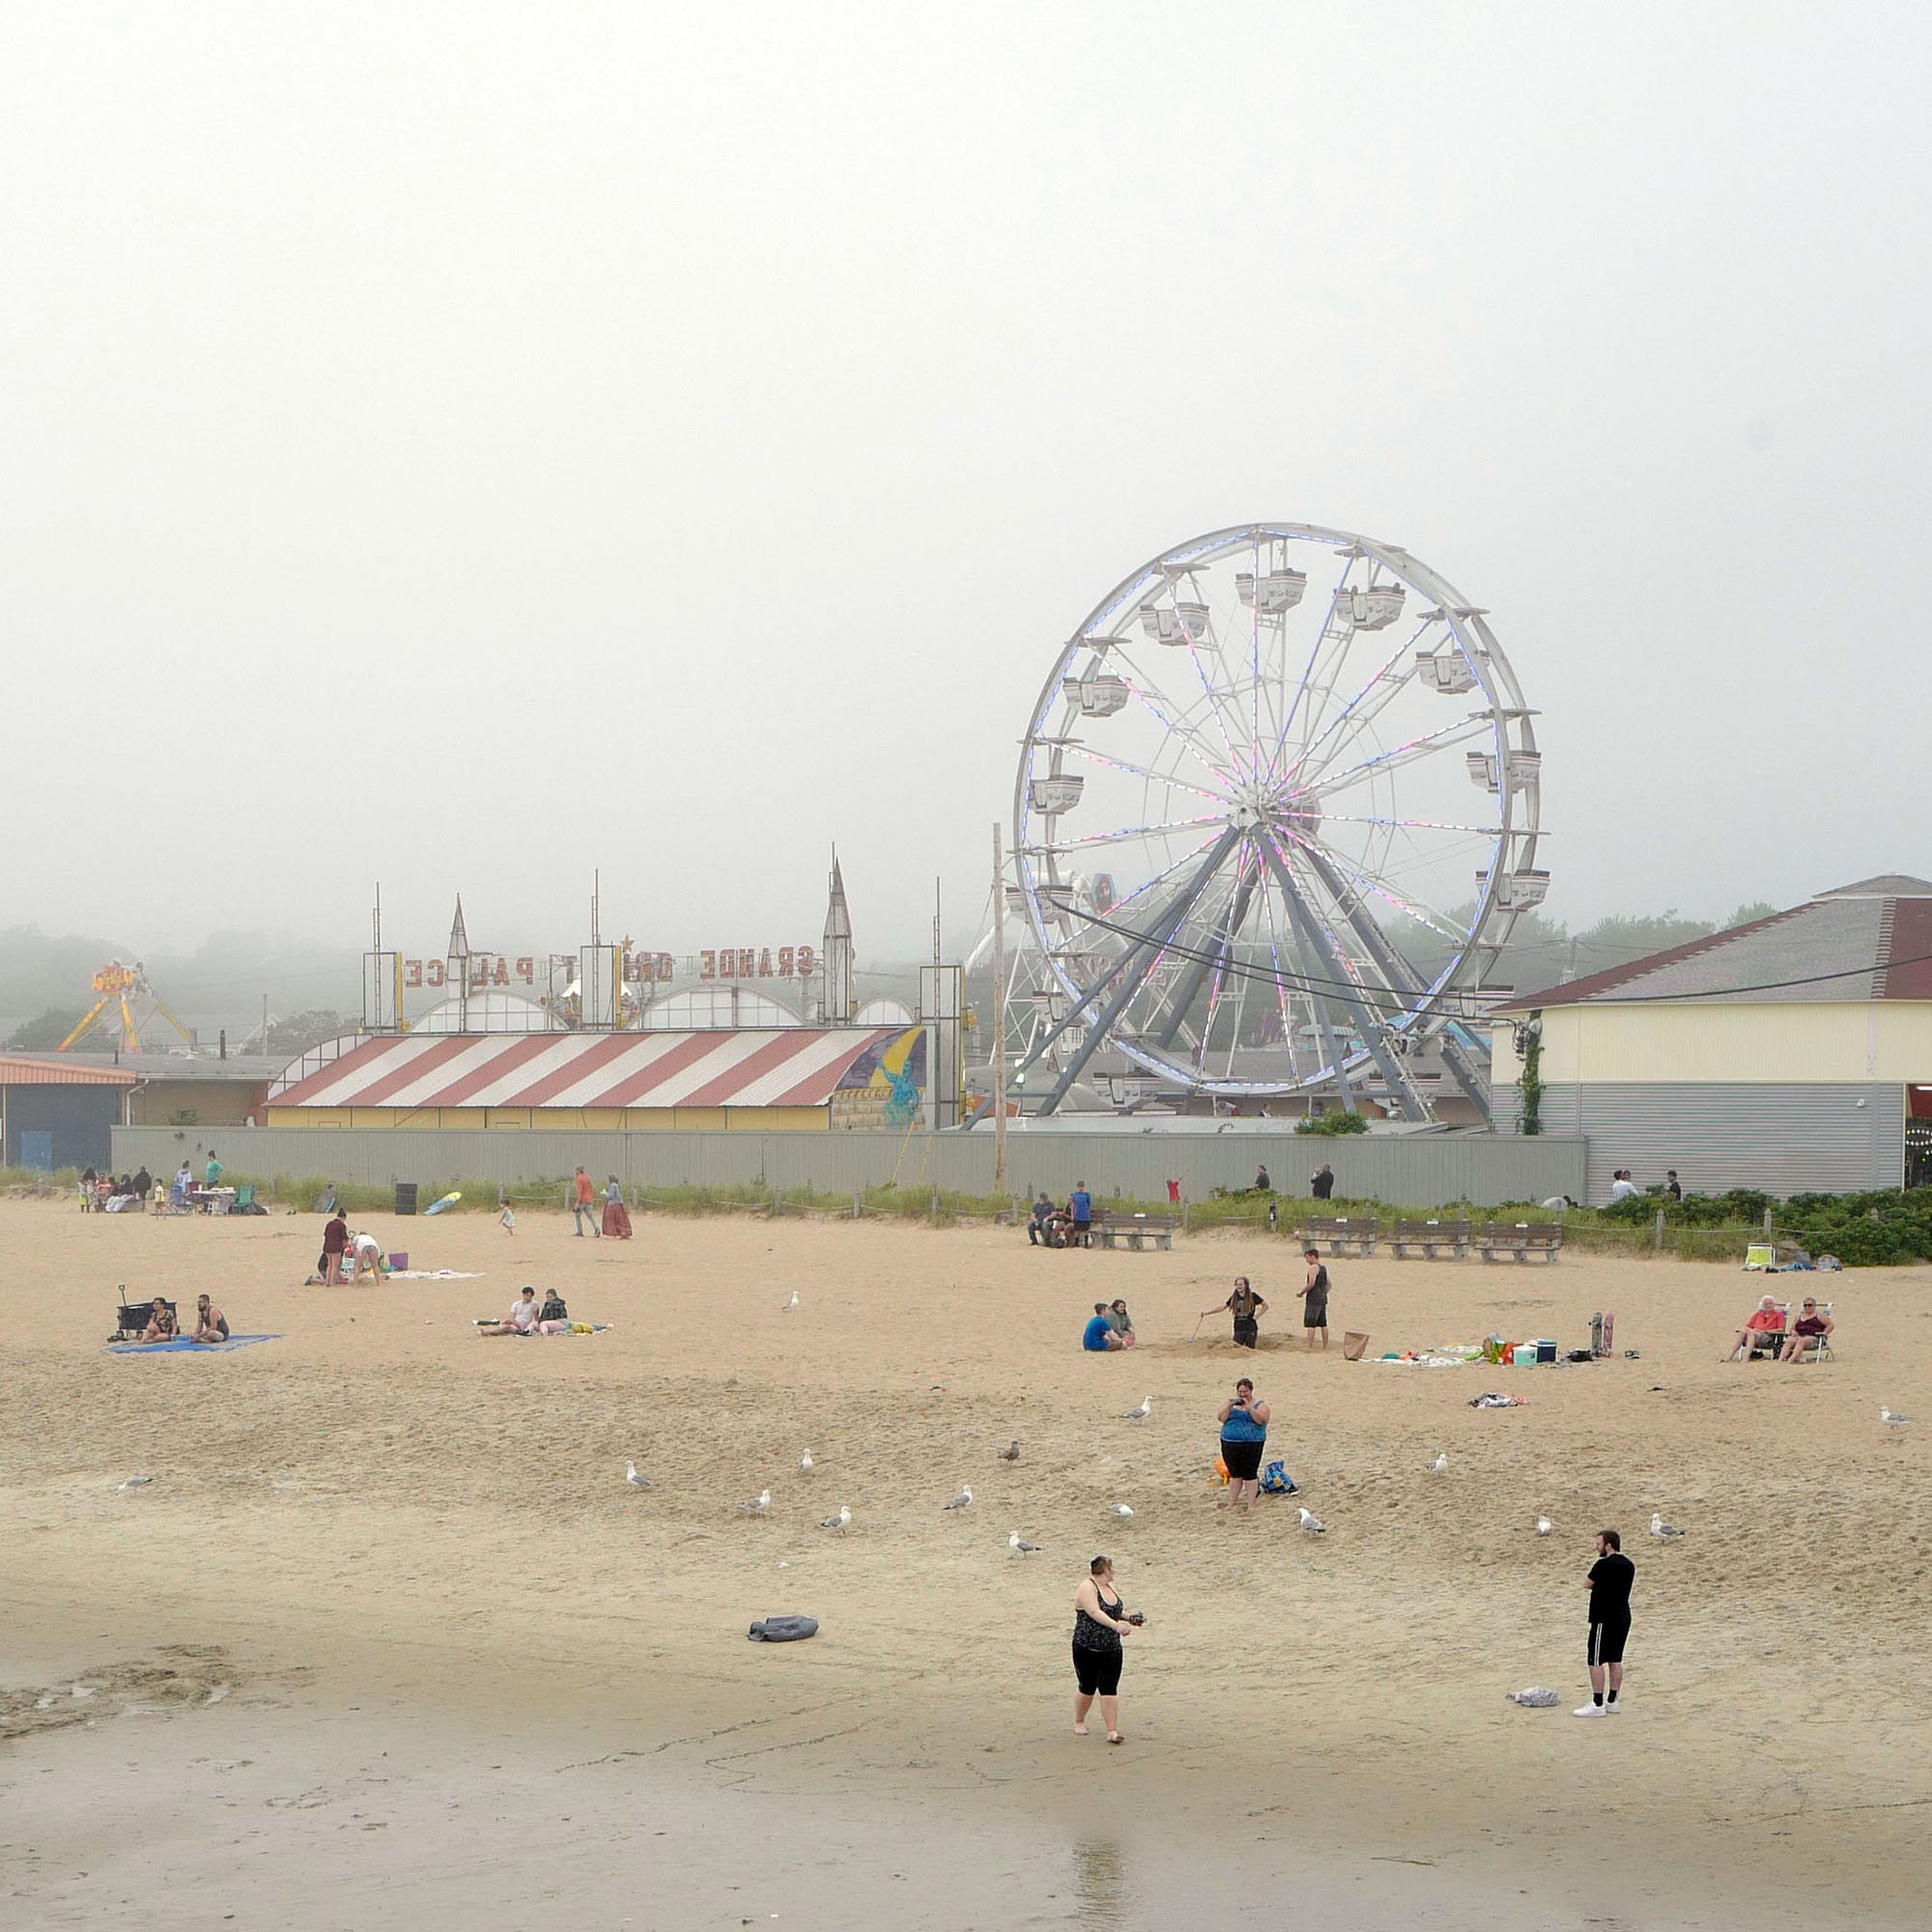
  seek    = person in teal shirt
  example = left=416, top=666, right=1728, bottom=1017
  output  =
left=1083, top=1305, right=1123, bottom=1351
left=204, top=1151, right=224, bottom=1188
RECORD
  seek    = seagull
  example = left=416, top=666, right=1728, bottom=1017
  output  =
left=819, top=1504, right=852, bottom=1531
left=1881, top=1406, right=1912, bottom=1426
left=944, top=1485, right=974, bottom=1511
left=1651, top=1513, right=1686, bottom=1539
left=1536, top=1516, right=1554, bottom=1536
left=1297, top=1507, right=1327, bottom=1534
left=739, top=1489, right=772, bottom=1514
left=1428, top=1450, right=1450, bottom=1474
left=783, top=1291, right=800, bottom=1311
left=998, top=1440, right=1021, bottom=1463
left=624, top=1461, right=656, bottom=1491
left=1121, top=1396, right=1152, bottom=1422
left=1109, top=1502, right=1135, bottom=1520
left=799, top=1449, right=815, bottom=1473
left=118, top=1474, right=155, bottom=1490
left=1009, top=1532, right=1043, bottom=1554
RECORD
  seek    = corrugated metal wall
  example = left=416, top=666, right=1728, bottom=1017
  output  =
left=108, top=1123, right=1586, bottom=1208
left=1537, top=1082, right=1904, bottom=1200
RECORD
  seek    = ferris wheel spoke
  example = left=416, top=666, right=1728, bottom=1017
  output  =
left=1315, top=714, right=1493, bottom=796
left=1152, top=855, right=1259, bottom=1051
left=1059, top=737, right=1233, bottom=808
left=1291, top=622, right=1433, bottom=781
left=1315, top=811, right=1504, bottom=838
left=1284, top=828, right=1467, bottom=947
left=1037, top=813, right=1226, bottom=855
left=1253, top=861, right=1310, bottom=1087
left=1106, top=642, right=1248, bottom=790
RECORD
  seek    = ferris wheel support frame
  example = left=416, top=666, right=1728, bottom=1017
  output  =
left=1027, top=825, right=1242, bottom=1115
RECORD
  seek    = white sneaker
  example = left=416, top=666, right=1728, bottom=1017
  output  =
left=1573, top=1703, right=1606, bottom=1718
left=1605, top=1700, right=1622, bottom=1714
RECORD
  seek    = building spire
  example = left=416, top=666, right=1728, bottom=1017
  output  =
left=822, top=848, right=854, bottom=1024
left=447, top=895, right=471, bottom=960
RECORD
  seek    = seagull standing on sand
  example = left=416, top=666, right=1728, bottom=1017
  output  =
left=1536, top=1516, right=1554, bottom=1536
left=117, top=1474, right=155, bottom=1491
left=1109, top=1502, right=1135, bottom=1520
left=1651, top=1512, right=1686, bottom=1539
left=783, top=1291, right=800, bottom=1312
left=1009, top=1532, right=1043, bottom=1554
left=740, top=1490, right=772, bottom=1514
left=1121, top=1396, right=1152, bottom=1422
left=998, top=1440, right=1020, bottom=1463
left=819, top=1504, right=852, bottom=1532
left=625, top=1461, right=656, bottom=1491
left=1428, top=1450, right=1449, bottom=1474
left=799, top=1449, right=815, bottom=1473
left=1881, top=1406, right=1912, bottom=1426
left=1297, top=1507, right=1326, bottom=1534
left=944, top=1485, right=974, bottom=1511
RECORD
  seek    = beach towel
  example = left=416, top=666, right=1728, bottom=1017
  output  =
left=390, top=1269, right=484, bottom=1280
left=106, top=1335, right=282, bottom=1355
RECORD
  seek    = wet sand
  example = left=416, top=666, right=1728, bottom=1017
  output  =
left=2, top=1200, right=1928, bottom=1927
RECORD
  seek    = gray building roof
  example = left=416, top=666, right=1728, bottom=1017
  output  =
left=1506, top=876, right=1932, bottom=1009
left=31, top=1052, right=287, bottom=1081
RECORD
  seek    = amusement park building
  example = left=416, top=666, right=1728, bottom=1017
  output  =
left=1491, top=876, right=1932, bottom=1199
left=261, top=1025, right=931, bottom=1132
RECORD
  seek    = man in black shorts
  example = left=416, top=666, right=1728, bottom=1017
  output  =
left=1577, top=1528, right=1634, bottom=1717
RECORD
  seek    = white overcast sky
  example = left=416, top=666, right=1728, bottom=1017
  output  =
left=3, top=2, right=1926, bottom=958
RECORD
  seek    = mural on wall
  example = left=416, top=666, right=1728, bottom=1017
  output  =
left=830, top=1028, right=926, bottom=1130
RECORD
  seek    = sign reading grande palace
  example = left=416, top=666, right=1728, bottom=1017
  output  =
left=400, top=946, right=819, bottom=990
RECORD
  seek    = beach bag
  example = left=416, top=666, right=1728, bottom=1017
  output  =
left=747, top=1614, right=819, bottom=1643
left=1260, top=1460, right=1297, bottom=1495
left=1342, top=1330, right=1371, bottom=1361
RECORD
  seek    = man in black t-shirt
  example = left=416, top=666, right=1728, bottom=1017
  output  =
left=1577, top=1529, right=1635, bottom=1717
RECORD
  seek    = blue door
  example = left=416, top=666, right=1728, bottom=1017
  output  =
left=20, top=1130, right=55, bottom=1171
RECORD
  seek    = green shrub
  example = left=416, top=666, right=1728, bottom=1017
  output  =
left=1293, top=1112, right=1370, bottom=1136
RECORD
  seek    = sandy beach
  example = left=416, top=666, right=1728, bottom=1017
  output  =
left=3, top=1197, right=1929, bottom=1929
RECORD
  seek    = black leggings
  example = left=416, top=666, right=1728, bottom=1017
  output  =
left=1072, top=1642, right=1122, bottom=1696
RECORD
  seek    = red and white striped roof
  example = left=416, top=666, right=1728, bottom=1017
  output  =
left=267, top=1028, right=910, bottom=1113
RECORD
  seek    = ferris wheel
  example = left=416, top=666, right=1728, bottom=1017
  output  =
left=1011, top=523, right=1545, bottom=1119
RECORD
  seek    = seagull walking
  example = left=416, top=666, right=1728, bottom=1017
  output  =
left=1297, top=1507, right=1327, bottom=1534
left=783, top=1291, right=800, bottom=1312
left=624, top=1461, right=656, bottom=1491
left=1428, top=1450, right=1449, bottom=1475
left=997, top=1440, right=1021, bottom=1463
left=1108, top=1502, right=1135, bottom=1520
left=943, top=1485, right=974, bottom=1512
left=1120, top=1396, right=1152, bottom=1422
left=739, top=1489, right=772, bottom=1514
left=1881, top=1406, right=1912, bottom=1426
left=819, top=1504, right=852, bottom=1532
left=1009, top=1532, right=1043, bottom=1554
left=1651, top=1512, right=1686, bottom=1539
left=1536, top=1515, right=1554, bottom=1536
left=799, top=1449, right=815, bottom=1473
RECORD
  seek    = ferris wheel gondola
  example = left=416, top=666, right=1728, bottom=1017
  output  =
left=1010, top=523, right=1544, bottom=1118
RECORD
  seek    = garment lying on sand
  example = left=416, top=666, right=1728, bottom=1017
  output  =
left=747, top=1615, right=819, bottom=1643
left=390, top=1269, right=484, bottom=1281
left=1506, top=1688, right=1559, bottom=1708
left=106, top=1335, right=282, bottom=1355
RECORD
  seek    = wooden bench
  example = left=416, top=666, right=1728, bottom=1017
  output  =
left=1296, top=1215, right=1378, bottom=1258
left=1474, top=1222, right=1564, bottom=1264
left=1389, top=1218, right=1472, bottom=1260
left=1093, top=1212, right=1178, bottom=1253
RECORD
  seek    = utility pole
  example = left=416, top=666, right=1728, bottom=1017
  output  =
left=991, top=823, right=1009, bottom=1190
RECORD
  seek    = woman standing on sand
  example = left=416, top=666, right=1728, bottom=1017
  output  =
left=1201, top=1276, right=1266, bottom=1349
left=602, top=1176, right=634, bottom=1239
left=1071, top=1555, right=1137, bottom=1745
left=1216, top=1377, right=1271, bottom=1509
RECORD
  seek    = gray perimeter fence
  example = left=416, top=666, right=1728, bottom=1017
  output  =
left=111, top=1124, right=1588, bottom=1209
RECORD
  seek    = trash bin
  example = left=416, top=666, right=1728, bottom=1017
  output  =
left=395, top=1181, right=419, bottom=1216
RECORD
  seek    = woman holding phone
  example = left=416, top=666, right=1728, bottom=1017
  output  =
left=1217, top=1376, right=1271, bottom=1510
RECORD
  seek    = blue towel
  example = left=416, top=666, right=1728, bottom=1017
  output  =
left=107, top=1334, right=282, bottom=1355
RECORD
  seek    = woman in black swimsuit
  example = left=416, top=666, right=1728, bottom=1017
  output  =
left=1071, top=1555, right=1138, bottom=1745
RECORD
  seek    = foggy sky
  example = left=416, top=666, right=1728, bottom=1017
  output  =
left=3, top=2, right=1926, bottom=961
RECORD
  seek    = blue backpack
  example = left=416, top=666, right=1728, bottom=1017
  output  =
left=1260, top=1461, right=1297, bottom=1496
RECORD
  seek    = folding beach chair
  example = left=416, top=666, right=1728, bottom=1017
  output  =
left=1744, top=1244, right=1776, bottom=1271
